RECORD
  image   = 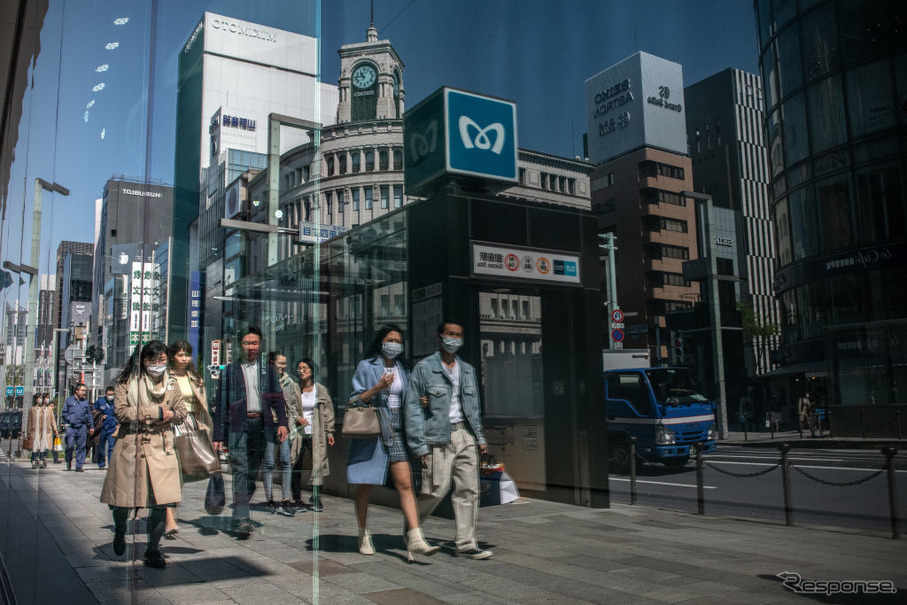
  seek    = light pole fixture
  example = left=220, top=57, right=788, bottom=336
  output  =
left=23, top=179, right=69, bottom=417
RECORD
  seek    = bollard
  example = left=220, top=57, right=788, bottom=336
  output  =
left=629, top=437, right=637, bottom=505
left=861, top=410, right=866, bottom=439
left=695, top=443, right=705, bottom=515
left=826, top=409, right=832, bottom=438
left=896, top=411, right=902, bottom=441
left=779, top=443, right=793, bottom=526
left=882, top=446, right=900, bottom=539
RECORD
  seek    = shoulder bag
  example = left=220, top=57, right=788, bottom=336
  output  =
left=173, top=414, right=221, bottom=482
left=341, top=400, right=381, bottom=438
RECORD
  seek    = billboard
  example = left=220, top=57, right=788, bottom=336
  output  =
left=584, top=52, right=687, bottom=164
left=404, top=87, right=518, bottom=196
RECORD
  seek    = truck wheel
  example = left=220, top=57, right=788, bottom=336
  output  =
left=662, top=456, right=690, bottom=468
left=612, top=441, right=632, bottom=474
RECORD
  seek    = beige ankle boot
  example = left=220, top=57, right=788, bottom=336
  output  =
left=406, top=528, right=439, bottom=561
left=358, top=528, right=374, bottom=555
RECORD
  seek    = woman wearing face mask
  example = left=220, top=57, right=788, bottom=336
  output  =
left=164, top=341, right=215, bottom=537
left=27, top=393, right=56, bottom=469
left=347, top=324, right=438, bottom=561
left=290, top=358, right=335, bottom=512
left=100, top=340, right=187, bottom=568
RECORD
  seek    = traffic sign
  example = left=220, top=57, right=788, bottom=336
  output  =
left=611, top=328, right=625, bottom=342
left=611, top=309, right=624, bottom=323
left=15, top=386, right=24, bottom=396
left=610, top=322, right=625, bottom=329
left=5, top=386, right=12, bottom=396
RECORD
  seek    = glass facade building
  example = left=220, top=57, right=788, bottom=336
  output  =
left=756, top=0, right=907, bottom=434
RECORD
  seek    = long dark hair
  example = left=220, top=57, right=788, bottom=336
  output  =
left=168, top=340, right=203, bottom=387
left=117, top=340, right=168, bottom=385
left=364, top=323, right=405, bottom=361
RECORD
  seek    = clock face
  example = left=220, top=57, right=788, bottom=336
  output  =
left=352, top=64, right=376, bottom=89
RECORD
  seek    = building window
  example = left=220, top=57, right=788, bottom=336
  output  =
left=393, top=149, right=402, bottom=170
left=352, top=188, right=360, bottom=211
left=490, top=298, right=498, bottom=318
left=661, top=244, right=689, bottom=260
left=379, top=150, right=388, bottom=171
left=567, top=178, right=576, bottom=195
left=352, top=151, right=361, bottom=173
left=325, top=191, right=332, bottom=216
left=393, top=185, right=403, bottom=208
left=639, top=160, right=685, bottom=180
left=339, top=154, right=347, bottom=174
left=522, top=300, right=530, bottom=319
left=365, top=188, right=373, bottom=209
left=365, top=150, right=374, bottom=171
left=337, top=190, right=344, bottom=213
left=663, top=272, right=690, bottom=287
left=380, top=185, right=389, bottom=209
left=501, top=299, right=510, bottom=319
left=327, top=157, right=335, bottom=177
left=593, top=198, right=617, bottom=215
left=660, top=217, right=688, bottom=233
left=540, top=172, right=548, bottom=189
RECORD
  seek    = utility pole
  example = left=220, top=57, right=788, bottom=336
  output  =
left=598, top=232, right=620, bottom=349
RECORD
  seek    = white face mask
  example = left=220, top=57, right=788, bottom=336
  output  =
left=382, top=342, right=403, bottom=359
left=441, top=336, right=463, bottom=354
left=146, top=364, right=167, bottom=378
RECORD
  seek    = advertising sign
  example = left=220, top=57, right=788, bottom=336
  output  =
left=404, top=87, right=517, bottom=196
left=298, top=222, right=351, bottom=244
left=129, top=262, right=162, bottom=346
left=188, top=271, right=202, bottom=361
left=584, top=51, right=686, bottom=165
left=472, top=243, right=580, bottom=284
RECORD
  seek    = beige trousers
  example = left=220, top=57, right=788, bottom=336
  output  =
left=418, top=422, right=480, bottom=551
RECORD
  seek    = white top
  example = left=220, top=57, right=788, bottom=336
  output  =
left=242, top=361, right=261, bottom=413
left=442, top=359, right=464, bottom=423
left=385, top=366, right=403, bottom=409
left=300, top=387, right=316, bottom=435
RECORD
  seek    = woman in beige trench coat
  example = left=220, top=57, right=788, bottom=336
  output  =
left=100, top=340, right=187, bottom=568
left=27, top=394, right=57, bottom=468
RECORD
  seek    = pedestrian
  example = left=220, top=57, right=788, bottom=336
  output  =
left=94, top=386, right=118, bottom=470
left=348, top=324, right=439, bottom=561
left=87, top=399, right=104, bottom=465
left=100, top=341, right=187, bottom=568
left=44, top=393, right=61, bottom=464
left=404, top=319, right=493, bottom=560
left=262, top=352, right=297, bottom=517
left=27, top=393, right=56, bottom=469
left=291, top=357, right=335, bottom=513
left=212, top=326, right=288, bottom=538
left=165, top=340, right=215, bottom=537
left=62, top=384, right=93, bottom=472
left=798, top=391, right=815, bottom=437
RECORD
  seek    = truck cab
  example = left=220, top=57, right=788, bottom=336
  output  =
left=605, top=367, right=716, bottom=471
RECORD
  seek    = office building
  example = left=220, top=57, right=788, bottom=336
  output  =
left=585, top=52, right=700, bottom=361
left=755, top=0, right=907, bottom=435
left=53, top=241, right=93, bottom=392
left=685, top=69, right=780, bottom=378
left=172, top=12, right=340, bottom=340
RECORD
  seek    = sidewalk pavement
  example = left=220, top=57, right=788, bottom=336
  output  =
left=719, top=429, right=905, bottom=451
left=1, top=451, right=905, bottom=604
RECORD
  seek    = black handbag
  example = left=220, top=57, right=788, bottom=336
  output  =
left=204, top=472, right=226, bottom=515
left=173, top=416, right=221, bottom=482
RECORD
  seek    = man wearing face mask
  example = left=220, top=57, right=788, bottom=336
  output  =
left=404, top=319, right=492, bottom=560
left=93, top=386, right=118, bottom=470
left=62, top=384, right=94, bottom=472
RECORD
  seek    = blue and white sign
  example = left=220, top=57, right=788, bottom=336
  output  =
left=5, top=386, right=13, bottom=396
left=15, top=386, right=24, bottom=396
left=404, top=87, right=518, bottom=196
left=445, top=89, right=517, bottom=182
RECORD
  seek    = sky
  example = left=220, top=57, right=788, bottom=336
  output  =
left=0, top=0, right=760, bottom=309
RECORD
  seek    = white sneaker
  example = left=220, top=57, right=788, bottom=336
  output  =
left=456, top=547, right=493, bottom=560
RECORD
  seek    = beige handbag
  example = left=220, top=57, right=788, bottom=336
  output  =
left=341, top=404, right=381, bottom=438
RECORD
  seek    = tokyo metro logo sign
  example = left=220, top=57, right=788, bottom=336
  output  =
left=446, top=89, right=517, bottom=181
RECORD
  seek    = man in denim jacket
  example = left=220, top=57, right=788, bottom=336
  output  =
left=404, top=319, right=492, bottom=560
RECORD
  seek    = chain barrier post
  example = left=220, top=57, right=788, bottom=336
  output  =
left=780, top=443, right=792, bottom=526
left=629, top=436, right=637, bottom=505
left=695, top=442, right=704, bottom=515
left=882, top=446, right=899, bottom=539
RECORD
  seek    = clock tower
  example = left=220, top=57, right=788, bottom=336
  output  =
left=336, top=20, right=404, bottom=123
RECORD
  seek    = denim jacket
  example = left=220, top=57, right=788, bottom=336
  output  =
left=403, top=351, right=486, bottom=457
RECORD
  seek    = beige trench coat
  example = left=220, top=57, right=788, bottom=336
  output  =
left=183, top=375, right=213, bottom=436
left=26, top=406, right=57, bottom=451
left=100, top=376, right=187, bottom=508
left=290, top=381, right=335, bottom=486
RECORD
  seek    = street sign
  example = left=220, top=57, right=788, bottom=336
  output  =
left=611, top=309, right=624, bottom=323
left=64, top=344, right=80, bottom=364
left=5, top=386, right=12, bottom=396
left=15, top=386, right=24, bottom=396
left=210, top=340, right=221, bottom=367
left=610, top=322, right=625, bottom=329
left=611, top=328, right=625, bottom=342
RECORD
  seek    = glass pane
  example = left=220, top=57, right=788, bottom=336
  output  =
left=846, top=59, right=897, bottom=138
left=807, top=75, right=847, bottom=152
left=776, top=24, right=803, bottom=97
left=800, top=2, right=839, bottom=82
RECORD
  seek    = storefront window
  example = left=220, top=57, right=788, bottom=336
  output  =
left=855, top=164, right=906, bottom=242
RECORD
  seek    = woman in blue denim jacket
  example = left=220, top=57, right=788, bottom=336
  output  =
left=346, top=324, right=439, bottom=561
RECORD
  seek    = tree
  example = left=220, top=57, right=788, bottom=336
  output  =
left=736, top=301, right=779, bottom=375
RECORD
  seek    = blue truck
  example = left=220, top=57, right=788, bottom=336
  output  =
left=604, top=365, right=716, bottom=472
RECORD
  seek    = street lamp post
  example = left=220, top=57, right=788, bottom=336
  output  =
left=23, top=179, right=69, bottom=426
